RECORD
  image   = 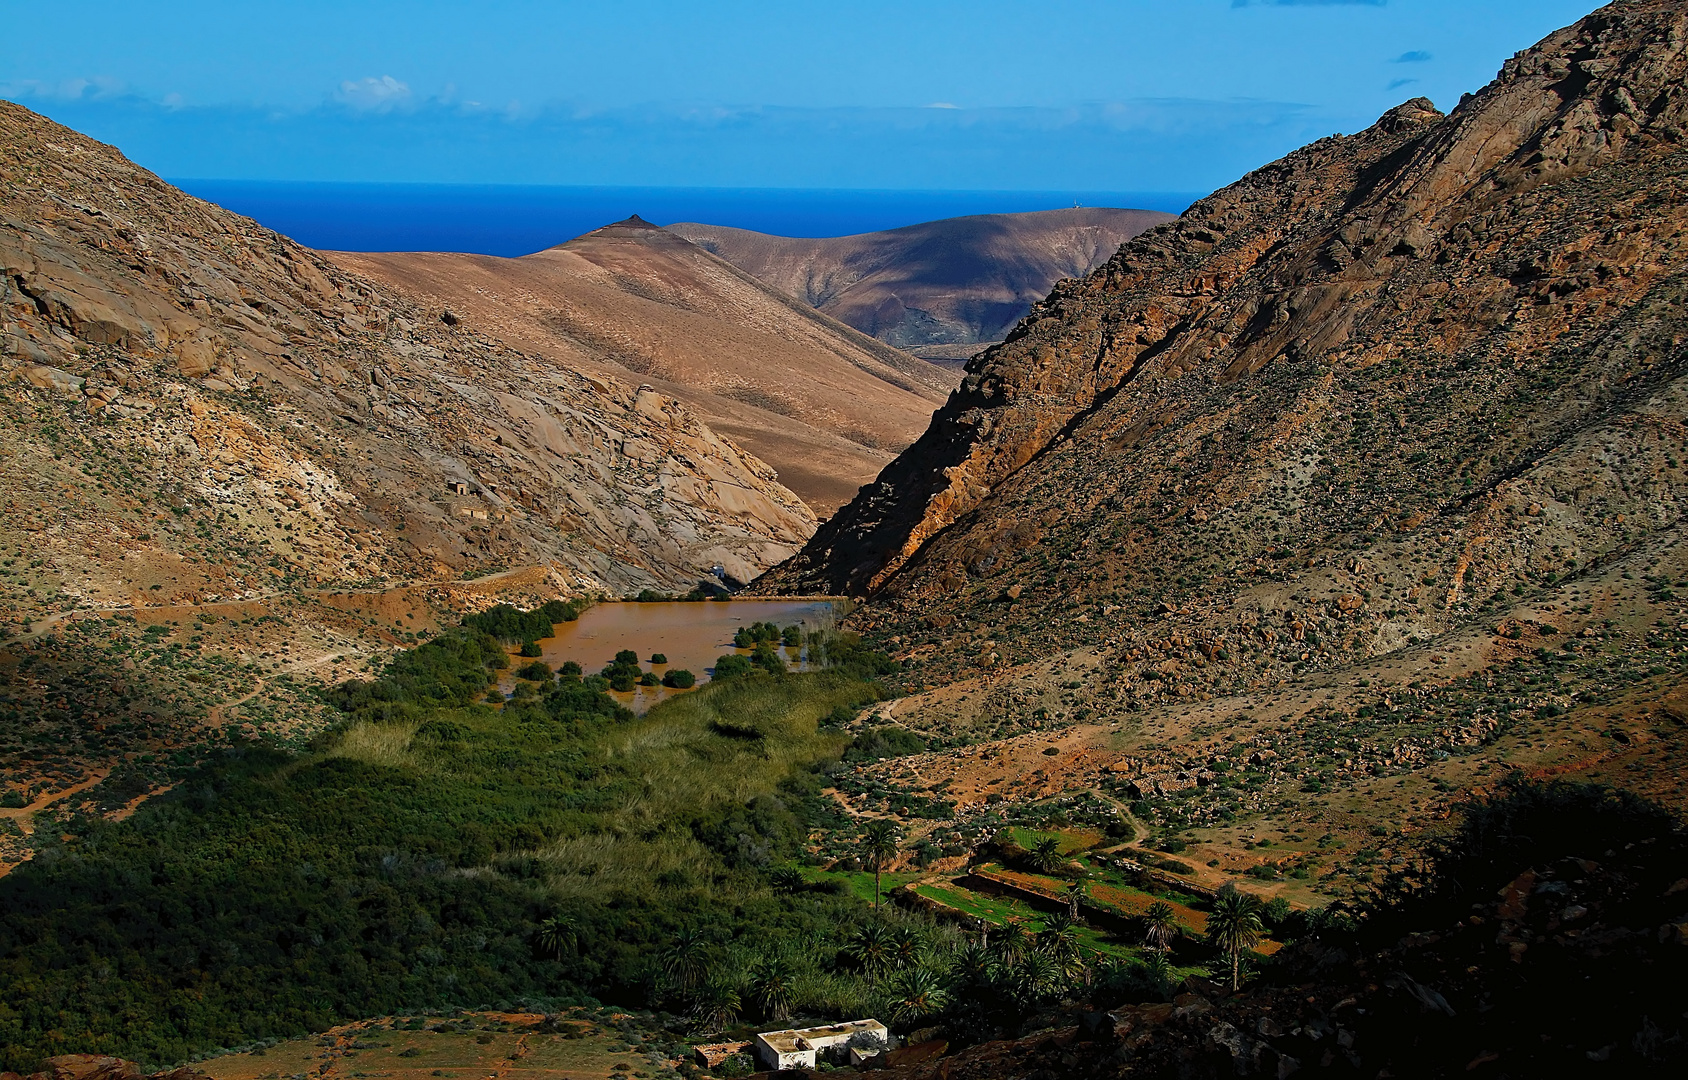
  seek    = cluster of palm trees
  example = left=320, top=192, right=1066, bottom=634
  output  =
left=1137, top=888, right=1265, bottom=991
left=845, top=911, right=1094, bottom=1023
left=537, top=818, right=1270, bottom=1039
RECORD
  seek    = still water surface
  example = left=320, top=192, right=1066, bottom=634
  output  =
left=501, top=599, right=841, bottom=712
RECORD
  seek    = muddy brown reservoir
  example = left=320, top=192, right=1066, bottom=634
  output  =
left=503, top=599, right=843, bottom=712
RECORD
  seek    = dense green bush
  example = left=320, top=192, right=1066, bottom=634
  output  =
left=713, top=654, right=756, bottom=679
left=600, top=650, right=644, bottom=691
left=844, top=726, right=927, bottom=762
left=0, top=616, right=895, bottom=1072
left=328, top=629, right=508, bottom=721
left=662, top=669, right=696, bottom=689
left=733, top=621, right=781, bottom=648
left=751, top=642, right=787, bottom=677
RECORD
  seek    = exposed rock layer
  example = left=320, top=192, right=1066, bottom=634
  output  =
left=0, top=103, right=816, bottom=613
left=759, top=0, right=1688, bottom=692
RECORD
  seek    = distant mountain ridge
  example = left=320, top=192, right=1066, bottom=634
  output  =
left=667, top=207, right=1173, bottom=349
left=335, top=217, right=953, bottom=516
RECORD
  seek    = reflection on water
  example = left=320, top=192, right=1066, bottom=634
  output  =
left=499, top=599, right=841, bottom=712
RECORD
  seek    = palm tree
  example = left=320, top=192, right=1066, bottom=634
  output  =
left=768, top=863, right=806, bottom=894
left=661, top=926, right=712, bottom=995
left=1062, top=881, right=1087, bottom=921
left=993, top=917, right=1032, bottom=964
left=1206, top=886, right=1264, bottom=991
left=691, top=978, right=742, bottom=1033
left=1137, top=949, right=1176, bottom=1001
left=1039, top=914, right=1086, bottom=981
left=1028, top=837, right=1064, bottom=876
left=1142, top=900, right=1180, bottom=954
left=750, top=956, right=796, bottom=1022
left=1013, top=949, right=1063, bottom=1009
left=951, top=942, right=995, bottom=988
left=847, top=922, right=894, bottom=986
left=890, top=925, right=925, bottom=971
left=536, top=912, right=577, bottom=959
left=862, top=821, right=899, bottom=910
left=888, top=966, right=949, bottom=1024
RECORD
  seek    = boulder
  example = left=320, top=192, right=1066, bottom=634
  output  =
left=17, top=363, right=83, bottom=394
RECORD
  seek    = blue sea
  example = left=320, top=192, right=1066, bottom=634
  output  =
left=169, top=180, right=1202, bottom=257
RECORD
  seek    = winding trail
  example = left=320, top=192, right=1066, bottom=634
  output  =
left=0, top=770, right=110, bottom=836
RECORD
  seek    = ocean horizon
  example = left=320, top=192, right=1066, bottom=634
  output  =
left=170, top=179, right=1203, bottom=258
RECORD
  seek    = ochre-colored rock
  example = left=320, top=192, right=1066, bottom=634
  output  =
left=756, top=0, right=1688, bottom=698
left=0, top=100, right=818, bottom=604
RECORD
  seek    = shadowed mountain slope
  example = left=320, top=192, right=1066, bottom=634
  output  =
left=757, top=0, right=1688, bottom=695
left=334, top=217, right=953, bottom=516
left=667, top=207, right=1173, bottom=350
left=0, top=102, right=818, bottom=612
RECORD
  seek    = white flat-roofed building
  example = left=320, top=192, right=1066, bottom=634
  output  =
left=754, top=1019, right=889, bottom=1070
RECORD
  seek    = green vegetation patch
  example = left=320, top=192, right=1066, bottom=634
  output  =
left=0, top=618, right=891, bottom=1072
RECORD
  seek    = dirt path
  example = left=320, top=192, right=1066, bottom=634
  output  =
left=204, top=676, right=269, bottom=730
left=1083, top=785, right=1148, bottom=844
left=0, top=770, right=110, bottom=835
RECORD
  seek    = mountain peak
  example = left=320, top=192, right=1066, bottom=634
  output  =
left=1374, top=96, right=1444, bottom=132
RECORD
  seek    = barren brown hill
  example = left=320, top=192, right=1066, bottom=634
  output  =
left=0, top=100, right=818, bottom=616
left=667, top=206, right=1174, bottom=349
left=334, top=217, right=953, bottom=515
left=758, top=0, right=1688, bottom=766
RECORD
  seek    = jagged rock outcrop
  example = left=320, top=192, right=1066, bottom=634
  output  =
left=0, top=101, right=816, bottom=619
left=758, top=0, right=1688, bottom=689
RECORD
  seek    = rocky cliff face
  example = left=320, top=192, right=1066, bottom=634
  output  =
left=760, top=0, right=1688, bottom=691
left=0, top=101, right=816, bottom=622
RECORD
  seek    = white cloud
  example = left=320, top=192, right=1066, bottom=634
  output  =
left=0, top=76, right=127, bottom=102
left=336, top=75, right=413, bottom=112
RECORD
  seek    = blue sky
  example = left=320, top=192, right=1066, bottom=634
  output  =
left=4, top=0, right=1596, bottom=191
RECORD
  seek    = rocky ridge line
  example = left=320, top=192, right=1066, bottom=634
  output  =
left=0, top=100, right=815, bottom=616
